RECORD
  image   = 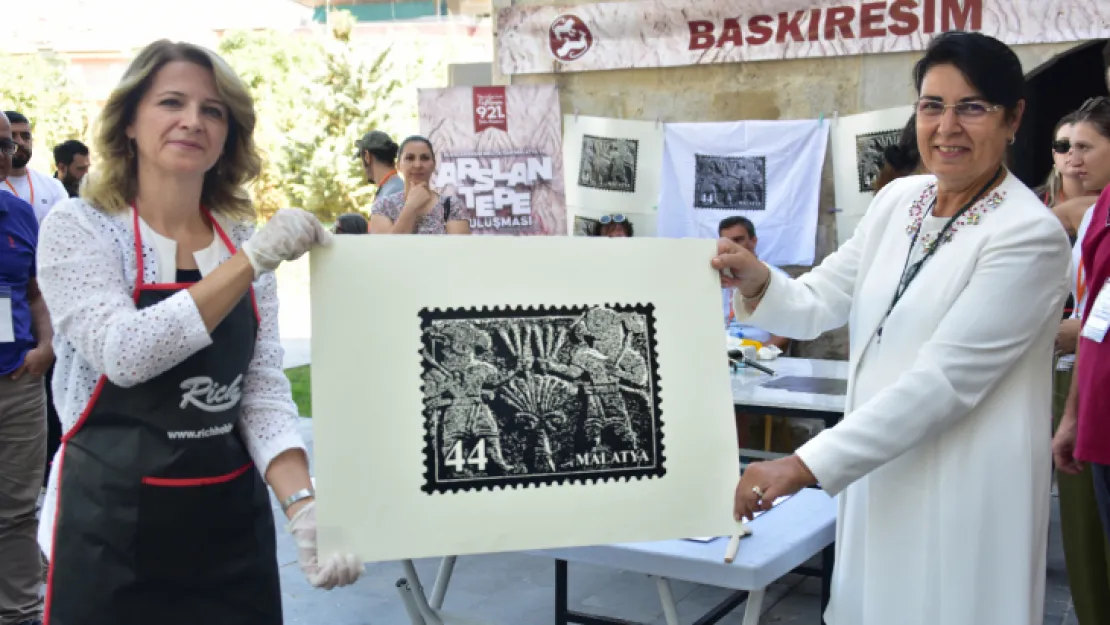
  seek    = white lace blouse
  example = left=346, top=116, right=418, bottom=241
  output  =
left=35, top=198, right=306, bottom=555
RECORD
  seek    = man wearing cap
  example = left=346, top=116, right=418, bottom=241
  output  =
left=356, top=130, right=403, bottom=201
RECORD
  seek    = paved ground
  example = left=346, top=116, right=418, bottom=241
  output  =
left=273, top=255, right=1078, bottom=624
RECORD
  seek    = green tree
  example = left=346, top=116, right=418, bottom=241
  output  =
left=0, top=51, right=93, bottom=174
left=218, top=29, right=325, bottom=219
left=283, top=16, right=405, bottom=222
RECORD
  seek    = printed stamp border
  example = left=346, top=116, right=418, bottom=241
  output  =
left=692, top=154, right=767, bottom=211
left=578, top=134, right=640, bottom=194
left=418, top=303, right=665, bottom=494
left=855, top=128, right=901, bottom=193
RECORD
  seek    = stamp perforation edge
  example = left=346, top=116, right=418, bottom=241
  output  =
left=692, top=153, right=767, bottom=211
left=578, top=135, right=639, bottom=195
left=418, top=303, right=665, bottom=494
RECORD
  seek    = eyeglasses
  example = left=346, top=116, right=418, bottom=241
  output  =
left=599, top=214, right=626, bottom=224
left=915, top=98, right=1003, bottom=120
left=1052, top=139, right=1071, bottom=154
left=0, top=141, right=16, bottom=157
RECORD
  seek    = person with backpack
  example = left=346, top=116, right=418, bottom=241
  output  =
left=368, top=136, right=470, bottom=235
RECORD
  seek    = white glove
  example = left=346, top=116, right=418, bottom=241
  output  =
left=286, top=500, right=363, bottom=590
left=241, top=208, right=333, bottom=278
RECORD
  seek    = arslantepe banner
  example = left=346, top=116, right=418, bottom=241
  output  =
left=419, top=85, right=567, bottom=236
left=496, top=0, right=1110, bottom=75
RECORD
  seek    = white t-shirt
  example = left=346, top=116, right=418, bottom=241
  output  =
left=1, top=169, right=69, bottom=222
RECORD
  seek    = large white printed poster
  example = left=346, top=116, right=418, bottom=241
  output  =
left=563, top=115, right=666, bottom=236
left=657, top=120, right=828, bottom=266
left=310, top=237, right=743, bottom=563
left=419, top=85, right=567, bottom=236
left=831, top=105, right=916, bottom=247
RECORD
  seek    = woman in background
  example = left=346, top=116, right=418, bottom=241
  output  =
left=1050, top=98, right=1110, bottom=625
left=369, top=136, right=469, bottom=235
left=872, top=113, right=923, bottom=193
left=594, top=213, right=633, bottom=237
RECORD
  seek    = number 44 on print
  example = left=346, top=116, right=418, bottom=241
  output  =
left=419, top=304, right=666, bottom=494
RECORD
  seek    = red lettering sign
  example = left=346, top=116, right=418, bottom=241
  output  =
left=473, top=87, right=508, bottom=134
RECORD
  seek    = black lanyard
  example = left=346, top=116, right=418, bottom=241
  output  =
left=885, top=166, right=1004, bottom=320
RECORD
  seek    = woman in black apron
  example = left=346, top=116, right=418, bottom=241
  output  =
left=35, top=40, right=362, bottom=625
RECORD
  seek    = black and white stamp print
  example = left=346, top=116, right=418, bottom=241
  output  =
left=572, top=215, right=600, bottom=236
left=419, top=304, right=664, bottom=493
left=693, top=155, right=766, bottom=210
left=578, top=135, right=638, bottom=193
left=855, top=129, right=902, bottom=193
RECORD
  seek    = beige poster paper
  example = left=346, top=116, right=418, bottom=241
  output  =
left=563, top=115, right=666, bottom=236
left=497, top=0, right=1109, bottom=75
left=419, top=84, right=567, bottom=236
left=309, top=236, right=742, bottom=563
left=831, top=105, right=916, bottom=246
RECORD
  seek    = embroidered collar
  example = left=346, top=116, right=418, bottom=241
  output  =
left=905, top=182, right=1006, bottom=254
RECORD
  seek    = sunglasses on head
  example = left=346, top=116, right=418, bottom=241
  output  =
left=1079, top=97, right=1110, bottom=113
left=599, top=214, right=626, bottom=224
left=1052, top=139, right=1071, bottom=154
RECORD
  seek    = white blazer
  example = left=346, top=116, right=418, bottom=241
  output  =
left=737, top=172, right=1071, bottom=625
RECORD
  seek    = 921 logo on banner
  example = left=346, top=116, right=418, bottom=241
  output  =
left=473, top=86, right=508, bottom=133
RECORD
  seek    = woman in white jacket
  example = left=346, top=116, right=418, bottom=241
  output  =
left=713, top=32, right=1070, bottom=625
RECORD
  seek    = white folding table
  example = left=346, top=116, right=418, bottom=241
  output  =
left=393, top=488, right=836, bottom=625
left=525, top=487, right=836, bottom=625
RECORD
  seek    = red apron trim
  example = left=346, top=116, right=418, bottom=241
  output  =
left=130, top=204, right=261, bottom=323
left=61, top=375, right=107, bottom=444
left=141, top=462, right=254, bottom=488
left=43, top=439, right=68, bottom=625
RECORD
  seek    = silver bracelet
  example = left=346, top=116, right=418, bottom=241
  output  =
left=281, top=487, right=315, bottom=512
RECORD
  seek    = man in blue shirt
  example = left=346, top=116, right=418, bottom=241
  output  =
left=0, top=111, right=53, bottom=625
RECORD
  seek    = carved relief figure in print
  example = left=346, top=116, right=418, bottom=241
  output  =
left=423, top=323, right=521, bottom=475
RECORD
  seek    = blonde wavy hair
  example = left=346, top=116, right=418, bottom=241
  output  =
left=82, top=39, right=261, bottom=221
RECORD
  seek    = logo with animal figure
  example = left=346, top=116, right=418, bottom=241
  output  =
left=548, top=14, right=594, bottom=63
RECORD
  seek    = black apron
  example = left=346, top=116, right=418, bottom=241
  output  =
left=44, top=208, right=282, bottom=625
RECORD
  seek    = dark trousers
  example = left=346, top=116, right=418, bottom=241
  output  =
left=1095, top=463, right=1110, bottom=547
left=43, top=363, right=60, bottom=487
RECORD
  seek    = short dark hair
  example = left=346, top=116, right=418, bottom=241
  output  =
left=598, top=220, right=633, bottom=237
left=54, top=140, right=89, bottom=166
left=399, top=135, right=435, bottom=160
left=912, top=31, right=1025, bottom=117
left=718, top=215, right=755, bottom=238
left=3, top=111, right=29, bottom=126
left=334, top=213, right=369, bottom=234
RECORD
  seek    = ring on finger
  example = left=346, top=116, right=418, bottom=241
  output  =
left=752, top=486, right=765, bottom=500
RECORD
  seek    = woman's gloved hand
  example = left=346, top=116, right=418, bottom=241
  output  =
left=286, top=500, right=363, bottom=590
left=241, top=208, right=333, bottom=279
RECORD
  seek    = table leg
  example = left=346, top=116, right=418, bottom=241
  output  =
left=396, top=578, right=428, bottom=624
left=739, top=588, right=765, bottom=625
left=402, top=559, right=446, bottom=625
left=653, top=577, right=681, bottom=625
left=556, top=559, right=569, bottom=625
left=430, top=556, right=457, bottom=610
